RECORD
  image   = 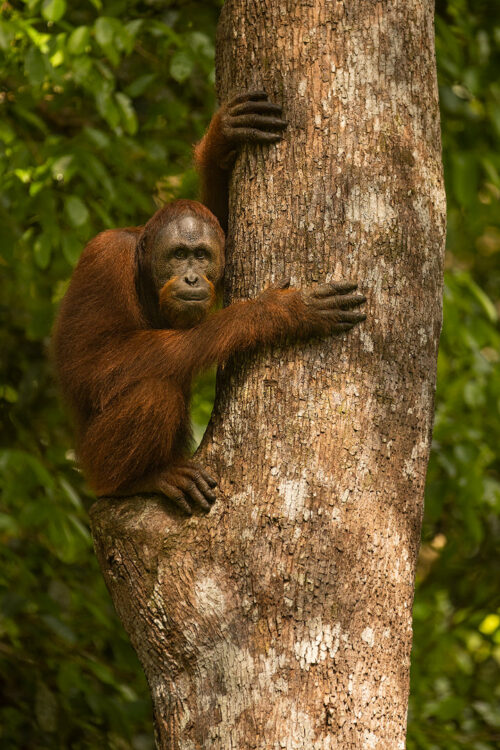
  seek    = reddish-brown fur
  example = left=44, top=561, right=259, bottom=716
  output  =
left=52, top=211, right=312, bottom=496
left=53, top=93, right=366, bottom=505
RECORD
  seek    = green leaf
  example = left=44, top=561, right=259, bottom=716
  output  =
left=57, top=662, right=83, bottom=697
left=34, top=234, right=52, bottom=270
left=0, top=385, right=18, bottom=403
left=463, top=276, right=498, bottom=323
left=42, top=614, right=76, bottom=644
left=13, top=104, right=48, bottom=134
left=67, top=514, right=91, bottom=544
left=479, top=614, right=500, bottom=636
left=125, top=19, right=143, bottom=39
left=59, top=477, right=83, bottom=509
left=433, top=696, right=467, bottom=721
left=51, top=155, right=74, bottom=182
left=170, top=50, right=194, bottom=83
left=25, top=47, right=45, bottom=87
left=83, top=127, right=110, bottom=149
left=464, top=380, right=485, bottom=408
left=125, top=73, right=156, bottom=98
left=67, top=26, right=90, bottom=55
left=0, top=20, right=15, bottom=51
left=113, top=23, right=134, bottom=54
left=64, top=196, right=89, bottom=227
left=35, top=682, right=58, bottom=733
left=88, top=660, right=118, bottom=685
left=95, top=88, right=120, bottom=129
left=188, top=31, right=214, bottom=58
left=71, top=55, right=92, bottom=84
left=473, top=701, right=500, bottom=729
left=452, top=152, right=478, bottom=207
left=0, top=512, right=19, bottom=534
left=95, top=17, right=114, bottom=47
left=115, top=92, right=138, bottom=135
left=100, top=43, right=120, bottom=67
left=29, top=181, right=44, bottom=197
left=0, top=120, right=15, bottom=144
left=41, top=0, right=67, bottom=23
left=62, top=234, right=82, bottom=266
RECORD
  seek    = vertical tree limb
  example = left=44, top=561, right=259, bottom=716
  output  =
left=91, top=1, right=446, bottom=747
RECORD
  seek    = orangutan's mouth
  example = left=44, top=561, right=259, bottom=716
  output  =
left=174, top=290, right=210, bottom=302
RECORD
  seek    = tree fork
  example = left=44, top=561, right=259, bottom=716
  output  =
left=91, top=1, right=446, bottom=747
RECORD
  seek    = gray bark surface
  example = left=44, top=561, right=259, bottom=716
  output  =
left=91, top=1, right=446, bottom=747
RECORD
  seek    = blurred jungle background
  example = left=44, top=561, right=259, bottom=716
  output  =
left=0, top=1, right=499, bottom=748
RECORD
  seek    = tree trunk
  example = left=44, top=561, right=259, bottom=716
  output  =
left=90, top=1, right=446, bottom=748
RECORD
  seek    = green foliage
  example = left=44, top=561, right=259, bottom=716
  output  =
left=0, top=0, right=498, bottom=747
left=0, top=0, right=221, bottom=746
left=436, top=0, right=500, bottom=298
left=408, top=2, right=500, bottom=748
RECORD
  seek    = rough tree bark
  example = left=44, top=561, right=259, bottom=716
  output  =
left=90, top=1, right=446, bottom=748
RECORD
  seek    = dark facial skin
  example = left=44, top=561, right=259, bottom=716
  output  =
left=151, top=214, right=224, bottom=328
